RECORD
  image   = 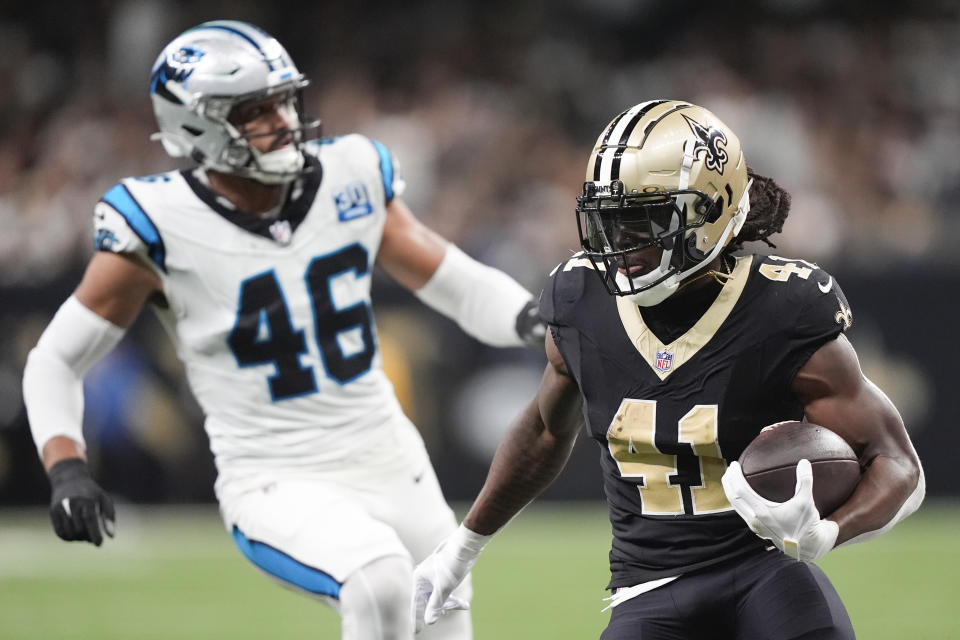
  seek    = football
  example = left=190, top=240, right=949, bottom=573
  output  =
left=738, top=421, right=861, bottom=516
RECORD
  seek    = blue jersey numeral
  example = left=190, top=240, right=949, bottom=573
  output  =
left=306, top=245, right=375, bottom=384
left=227, top=271, right=318, bottom=400
left=227, top=244, right=375, bottom=400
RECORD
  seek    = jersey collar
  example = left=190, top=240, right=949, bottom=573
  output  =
left=182, top=153, right=323, bottom=242
left=616, top=255, right=754, bottom=380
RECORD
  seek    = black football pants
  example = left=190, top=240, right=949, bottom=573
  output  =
left=600, top=549, right=855, bottom=640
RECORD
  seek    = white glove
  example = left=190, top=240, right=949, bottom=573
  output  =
left=722, top=458, right=839, bottom=562
left=411, top=524, right=491, bottom=633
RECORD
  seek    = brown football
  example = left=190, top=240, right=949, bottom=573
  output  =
left=738, top=421, right=861, bottom=517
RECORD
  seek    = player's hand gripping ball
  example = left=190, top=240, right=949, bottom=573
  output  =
left=738, top=421, right=861, bottom=516
left=722, top=421, right=861, bottom=562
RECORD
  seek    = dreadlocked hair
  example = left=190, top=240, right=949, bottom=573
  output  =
left=725, top=167, right=792, bottom=253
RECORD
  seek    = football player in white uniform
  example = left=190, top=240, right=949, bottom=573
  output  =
left=22, top=21, right=544, bottom=640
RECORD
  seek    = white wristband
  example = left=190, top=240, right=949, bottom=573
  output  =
left=440, top=523, right=492, bottom=567
left=838, top=464, right=925, bottom=547
left=22, top=296, right=125, bottom=456
left=415, top=245, right=532, bottom=347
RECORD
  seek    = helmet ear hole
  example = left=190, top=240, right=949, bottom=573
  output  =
left=685, top=233, right=708, bottom=262
left=706, top=196, right=723, bottom=223
left=225, top=145, right=252, bottom=168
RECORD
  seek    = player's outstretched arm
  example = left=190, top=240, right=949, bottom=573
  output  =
left=411, top=331, right=582, bottom=631
left=792, top=334, right=924, bottom=546
left=23, top=252, right=161, bottom=545
left=376, top=198, right=545, bottom=349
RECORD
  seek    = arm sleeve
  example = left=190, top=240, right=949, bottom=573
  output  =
left=414, top=245, right=534, bottom=348
left=22, top=296, right=126, bottom=456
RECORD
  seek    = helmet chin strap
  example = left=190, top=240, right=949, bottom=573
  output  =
left=672, top=178, right=752, bottom=283
left=620, top=271, right=680, bottom=307
left=210, top=116, right=309, bottom=184
left=249, top=145, right=305, bottom=184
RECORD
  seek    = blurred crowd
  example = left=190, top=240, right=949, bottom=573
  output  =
left=3, top=1, right=960, bottom=289
left=1, top=1, right=958, bottom=503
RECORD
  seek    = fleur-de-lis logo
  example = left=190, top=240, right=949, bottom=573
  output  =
left=835, top=301, right=853, bottom=330
left=682, top=114, right=729, bottom=174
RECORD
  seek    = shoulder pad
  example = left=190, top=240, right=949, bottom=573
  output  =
left=95, top=181, right=166, bottom=272
left=541, top=253, right=600, bottom=326
left=303, top=136, right=342, bottom=155
left=315, top=134, right=406, bottom=203
left=754, top=254, right=852, bottom=334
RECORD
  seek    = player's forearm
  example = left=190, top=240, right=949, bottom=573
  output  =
left=797, top=339, right=924, bottom=547
left=41, top=436, right=87, bottom=472
left=830, top=453, right=923, bottom=545
left=463, top=396, right=581, bottom=535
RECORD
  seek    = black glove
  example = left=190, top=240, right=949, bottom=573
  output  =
left=515, top=298, right=547, bottom=351
left=47, top=458, right=116, bottom=546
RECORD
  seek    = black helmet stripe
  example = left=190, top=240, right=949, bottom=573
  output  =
left=592, top=108, right=631, bottom=181
left=637, top=102, right=694, bottom=149
left=610, top=101, right=668, bottom=179
left=593, top=100, right=668, bottom=181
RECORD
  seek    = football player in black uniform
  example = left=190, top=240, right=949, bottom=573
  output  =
left=412, top=101, right=924, bottom=639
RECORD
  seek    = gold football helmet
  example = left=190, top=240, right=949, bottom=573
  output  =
left=576, top=100, right=751, bottom=306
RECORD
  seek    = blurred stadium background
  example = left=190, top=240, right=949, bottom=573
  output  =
left=1, top=0, right=958, bottom=637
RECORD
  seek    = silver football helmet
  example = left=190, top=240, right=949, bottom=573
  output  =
left=576, top=100, right=752, bottom=306
left=149, top=20, right=319, bottom=184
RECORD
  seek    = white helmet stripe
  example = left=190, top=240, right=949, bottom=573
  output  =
left=592, top=107, right=632, bottom=181
left=594, top=100, right=667, bottom=182
left=607, top=100, right=670, bottom=180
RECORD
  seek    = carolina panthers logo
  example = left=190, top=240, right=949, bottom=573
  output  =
left=150, top=47, right=205, bottom=99
left=162, top=46, right=205, bottom=82
left=171, top=46, right=205, bottom=65
left=94, top=228, right=118, bottom=251
left=682, top=114, right=729, bottom=174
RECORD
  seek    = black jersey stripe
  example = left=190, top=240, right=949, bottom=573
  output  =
left=609, top=100, right=669, bottom=179
left=637, top=103, right=694, bottom=149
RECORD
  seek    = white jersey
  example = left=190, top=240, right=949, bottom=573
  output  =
left=93, top=135, right=411, bottom=497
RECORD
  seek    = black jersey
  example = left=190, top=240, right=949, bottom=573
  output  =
left=540, top=253, right=852, bottom=588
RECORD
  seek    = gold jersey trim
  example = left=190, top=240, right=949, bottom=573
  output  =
left=616, top=255, right=754, bottom=380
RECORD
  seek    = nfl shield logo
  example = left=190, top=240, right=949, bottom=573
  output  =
left=655, top=349, right=673, bottom=373
left=269, top=220, right=292, bottom=245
